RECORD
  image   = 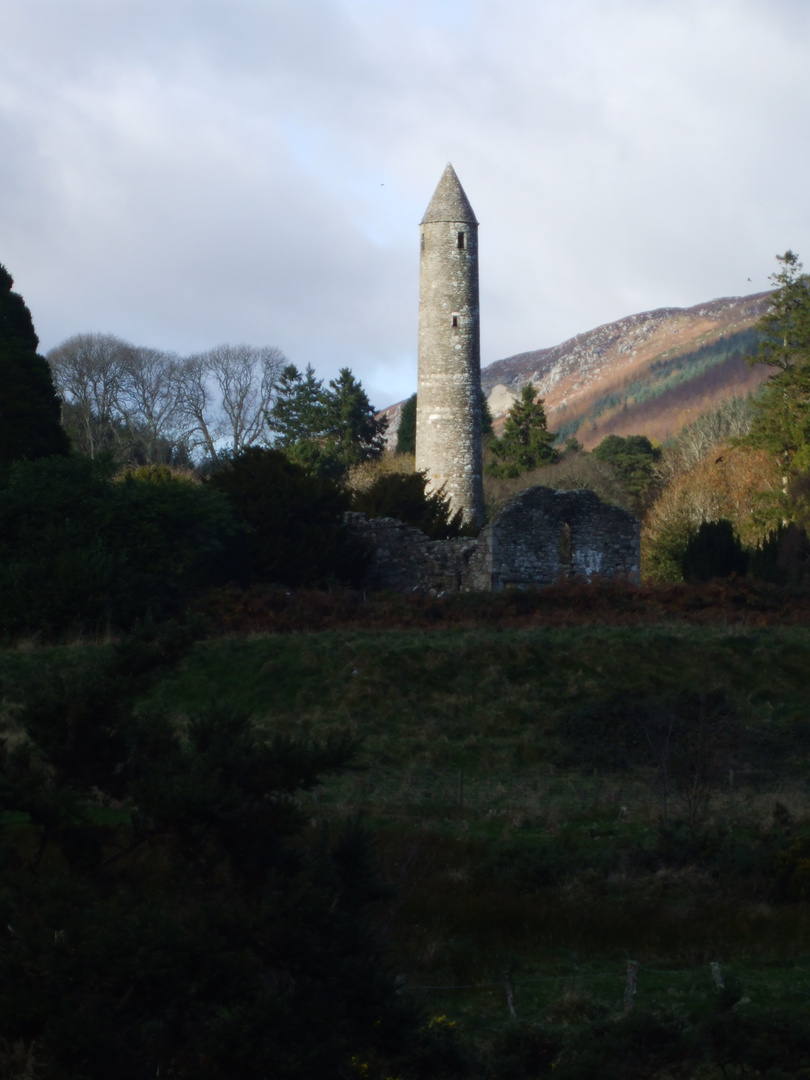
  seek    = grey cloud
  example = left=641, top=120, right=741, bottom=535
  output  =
left=2, top=0, right=810, bottom=409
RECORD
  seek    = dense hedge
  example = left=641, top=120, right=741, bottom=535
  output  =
left=0, top=458, right=235, bottom=635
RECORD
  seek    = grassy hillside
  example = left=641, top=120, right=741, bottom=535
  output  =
left=6, top=620, right=810, bottom=1073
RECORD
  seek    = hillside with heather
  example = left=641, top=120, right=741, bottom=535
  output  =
left=481, top=291, right=772, bottom=447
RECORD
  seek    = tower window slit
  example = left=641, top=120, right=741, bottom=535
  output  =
left=457, top=231, right=465, bottom=249
left=452, top=314, right=459, bottom=328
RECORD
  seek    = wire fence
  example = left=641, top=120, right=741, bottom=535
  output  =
left=400, top=959, right=810, bottom=1014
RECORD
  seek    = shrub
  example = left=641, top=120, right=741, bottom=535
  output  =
left=553, top=1010, right=689, bottom=1080
left=0, top=455, right=235, bottom=635
left=486, top=1021, right=560, bottom=1079
left=207, top=447, right=368, bottom=586
left=350, top=470, right=468, bottom=539
left=681, top=519, right=748, bottom=581
left=0, top=621, right=413, bottom=1078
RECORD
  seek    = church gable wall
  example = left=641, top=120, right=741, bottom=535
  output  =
left=466, top=487, right=639, bottom=591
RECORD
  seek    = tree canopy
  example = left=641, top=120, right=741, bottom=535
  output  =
left=0, top=457, right=235, bottom=635
left=747, top=251, right=810, bottom=476
left=486, top=382, right=558, bottom=478
left=0, top=263, right=69, bottom=464
left=206, top=447, right=367, bottom=586
left=591, top=433, right=661, bottom=511
left=267, top=363, right=387, bottom=480
left=49, top=334, right=284, bottom=465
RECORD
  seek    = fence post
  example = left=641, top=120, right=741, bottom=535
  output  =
left=501, top=970, right=517, bottom=1018
left=624, top=960, right=639, bottom=1012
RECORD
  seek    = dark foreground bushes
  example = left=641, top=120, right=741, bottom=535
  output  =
left=0, top=458, right=235, bottom=636
left=207, top=447, right=367, bottom=586
left=0, top=621, right=415, bottom=1079
left=0, top=450, right=369, bottom=638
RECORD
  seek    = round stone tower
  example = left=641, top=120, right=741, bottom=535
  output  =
left=416, top=162, right=484, bottom=527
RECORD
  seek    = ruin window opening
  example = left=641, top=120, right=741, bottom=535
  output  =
left=457, top=231, right=465, bottom=249
left=452, top=314, right=459, bottom=328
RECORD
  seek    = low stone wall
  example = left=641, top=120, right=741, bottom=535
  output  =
left=346, top=486, right=640, bottom=594
left=344, top=513, right=477, bottom=594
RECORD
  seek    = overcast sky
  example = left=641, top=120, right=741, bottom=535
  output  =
left=2, top=0, right=809, bottom=408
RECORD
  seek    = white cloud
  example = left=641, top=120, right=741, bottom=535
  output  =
left=2, top=0, right=810, bottom=408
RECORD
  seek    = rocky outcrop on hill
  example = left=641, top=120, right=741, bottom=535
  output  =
left=482, top=292, right=771, bottom=446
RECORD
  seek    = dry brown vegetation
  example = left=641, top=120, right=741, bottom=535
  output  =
left=642, top=445, right=781, bottom=582
left=191, top=578, right=810, bottom=636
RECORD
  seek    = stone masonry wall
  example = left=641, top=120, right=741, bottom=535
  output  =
left=346, top=486, right=640, bottom=594
left=465, top=486, right=639, bottom=591
left=344, top=512, right=478, bottom=594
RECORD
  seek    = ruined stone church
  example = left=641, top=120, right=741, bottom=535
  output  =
left=347, top=164, right=640, bottom=592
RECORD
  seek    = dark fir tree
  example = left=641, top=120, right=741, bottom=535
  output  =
left=486, top=382, right=558, bottom=478
left=325, top=367, right=387, bottom=473
left=395, top=393, right=417, bottom=455
left=681, top=519, right=748, bottom=582
left=592, top=433, right=661, bottom=511
left=267, top=363, right=329, bottom=446
left=268, top=363, right=386, bottom=481
left=747, top=251, right=810, bottom=475
left=0, top=263, right=69, bottom=464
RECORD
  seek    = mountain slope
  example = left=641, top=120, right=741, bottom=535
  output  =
left=482, top=292, right=772, bottom=447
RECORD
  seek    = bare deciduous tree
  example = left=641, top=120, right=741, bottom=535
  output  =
left=121, top=346, right=185, bottom=464
left=50, top=334, right=287, bottom=465
left=656, top=397, right=754, bottom=484
left=175, top=354, right=222, bottom=463
left=47, top=333, right=132, bottom=458
left=209, top=344, right=285, bottom=455
left=178, top=344, right=286, bottom=461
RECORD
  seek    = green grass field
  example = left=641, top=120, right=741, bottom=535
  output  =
left=5, top=623, right=810, bottom=1073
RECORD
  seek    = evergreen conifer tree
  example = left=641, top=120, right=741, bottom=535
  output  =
left=325, top=367, right=387, bottom=473
left=267, top=363, right=329, bottom=445
left=396, top=393, right=417, bottom=454
left=747, top=252, right=810, bottom=474
left=268, top=364, right=386, bottom=480
left=592, top=433, right=661, bottom=510
left=486, top=382, right=558, bottom=478
left=0, top=264, right=69, bottom=464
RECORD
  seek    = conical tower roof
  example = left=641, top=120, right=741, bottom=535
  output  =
left=420, top=163, right=478, bottom=225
